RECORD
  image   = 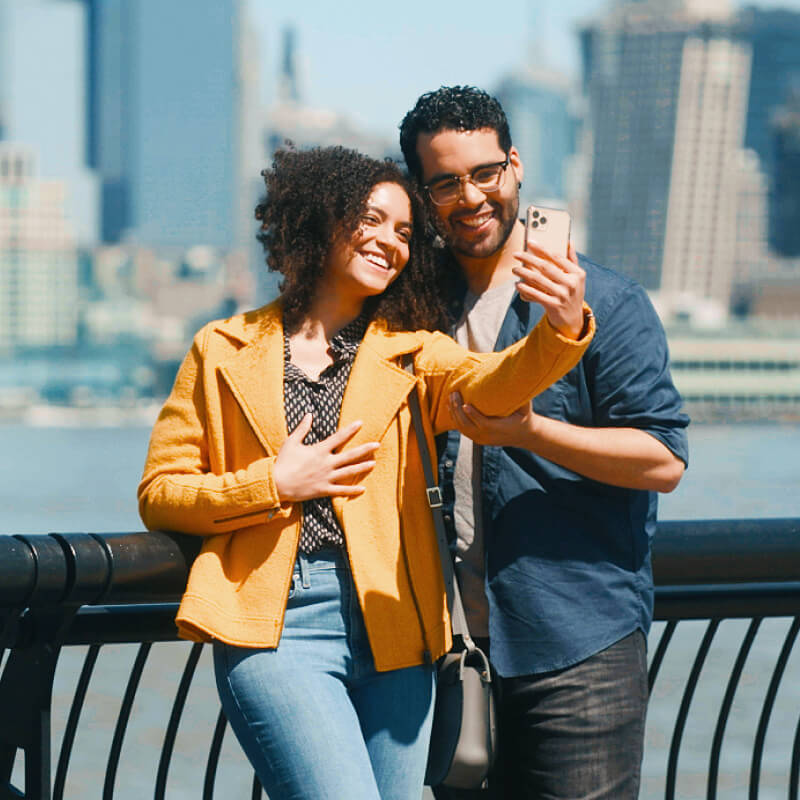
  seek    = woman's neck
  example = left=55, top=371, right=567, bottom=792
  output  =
left=299, top=289, right=364, bottom=344
left=287, top=288, right=365, bottom=381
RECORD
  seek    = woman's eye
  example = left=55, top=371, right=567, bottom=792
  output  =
left=397, top=230, right=411, bottom=243
left=362, top=215, right=379, bottom=225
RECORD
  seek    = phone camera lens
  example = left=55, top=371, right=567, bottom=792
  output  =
left=531, top=220, right=539, bottom=228
left=532, top=210, right=539, bottom=219
left=540, top=216, right=547, bottom=225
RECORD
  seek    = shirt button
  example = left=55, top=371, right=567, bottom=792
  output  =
left=444, top=460, right=454, bottom=469
left=444, top=514, right=453, bottom=523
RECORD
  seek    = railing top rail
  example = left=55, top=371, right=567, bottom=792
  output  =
left=0, top=518, right=798, bottom=611
left=652, top=518, right=800, bottom=584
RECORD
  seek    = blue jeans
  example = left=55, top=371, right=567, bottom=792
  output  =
left=213, top=548, right=435, bottom=800
left=434, top=631, right=648, bottom=799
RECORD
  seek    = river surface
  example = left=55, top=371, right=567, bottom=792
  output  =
left=1, top=422, right=799, bottom=798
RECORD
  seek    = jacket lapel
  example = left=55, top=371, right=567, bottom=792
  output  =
left=216, top=311, right=423, bottom=461
left=217, top=306, right=287, bottom=456
left=338, top=325, right=419, bottom=450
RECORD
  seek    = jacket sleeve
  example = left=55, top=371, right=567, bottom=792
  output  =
left=583, top=284, right=689, bottom=465
left=417, top=304, right=595, bottom=436
left=137, top=327, right=289, bottom=535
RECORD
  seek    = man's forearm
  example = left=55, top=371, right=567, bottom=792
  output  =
left=520, top=416, right=685, bottom=492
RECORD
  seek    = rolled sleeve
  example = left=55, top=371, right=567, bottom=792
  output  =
left=586, top=284, right=689, bottom=466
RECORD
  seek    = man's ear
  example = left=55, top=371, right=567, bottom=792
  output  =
left=509, top=146, right=524, bottom=186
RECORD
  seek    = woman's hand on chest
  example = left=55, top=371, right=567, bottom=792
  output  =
left=273, top=414, right=380, bottom=503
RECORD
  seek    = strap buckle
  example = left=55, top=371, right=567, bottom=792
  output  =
left=426, top=487, right=443, bottom=509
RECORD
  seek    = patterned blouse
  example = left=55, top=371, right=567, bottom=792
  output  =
left=283, top=315, right=370, bottom=553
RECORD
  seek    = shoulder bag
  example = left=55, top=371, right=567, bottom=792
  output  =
left=402, top=356, right=498, bottom=789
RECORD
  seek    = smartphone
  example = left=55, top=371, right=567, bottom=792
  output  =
left=524, top=205, right=571, bottom=258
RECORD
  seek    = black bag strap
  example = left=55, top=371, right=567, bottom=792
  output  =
left=403, top=355, right=476, bottom=651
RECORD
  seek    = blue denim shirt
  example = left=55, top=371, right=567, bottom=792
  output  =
left=438, top=255, right=690, bottom=678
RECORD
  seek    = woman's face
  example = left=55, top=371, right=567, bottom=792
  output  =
left=326, top=182, right=413, bottom=300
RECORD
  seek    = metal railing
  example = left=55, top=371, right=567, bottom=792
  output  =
left=0, top=519, right=799, bottom=799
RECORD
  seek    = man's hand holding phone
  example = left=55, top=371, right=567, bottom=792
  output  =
left=515, top=206, right=586, bottom=340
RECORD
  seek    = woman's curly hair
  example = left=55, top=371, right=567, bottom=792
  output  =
left=255, top=146, right=448, bottom=332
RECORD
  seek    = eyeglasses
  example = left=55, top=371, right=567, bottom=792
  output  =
left=423, top=157, right=511, bottom=206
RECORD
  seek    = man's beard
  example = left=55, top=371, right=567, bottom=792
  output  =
left=437, top=195, right=519, bottom=260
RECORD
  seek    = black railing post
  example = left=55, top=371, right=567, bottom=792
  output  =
left=0, top=533, right=112, bottom=800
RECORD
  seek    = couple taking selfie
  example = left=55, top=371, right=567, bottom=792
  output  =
left=138, top=86, right=689, bottom=799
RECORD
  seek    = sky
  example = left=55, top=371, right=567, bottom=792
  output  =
left=248, top=0, right=800, bottom=141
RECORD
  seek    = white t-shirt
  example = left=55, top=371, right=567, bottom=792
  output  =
left=452, top=280, right=518, bottom=636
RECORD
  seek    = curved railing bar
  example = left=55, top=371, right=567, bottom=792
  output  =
left=103, top=642, right=152, bottom=800
left=53, top=643, right=101, bottom=800
left=155, top=642, right=203, bottom=800
left=706, top=618, right=761, bottom=800
left=648, top=620, right=677, bottom=692
left=203, top=707, right=228, bottom=800
left=749, top=617, right=800, bottom=800
left=666, top=619, right=720, bottom=800
left=251, top=772, right=263, bottom=799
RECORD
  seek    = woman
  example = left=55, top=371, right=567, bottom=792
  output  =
left=138, top=146, right=594, bottom=800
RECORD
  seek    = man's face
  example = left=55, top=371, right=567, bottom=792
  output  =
left=416, top=128, right=523, bottom=260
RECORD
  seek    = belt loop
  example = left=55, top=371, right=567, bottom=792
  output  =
left=298, top=551, right=311, bottom=588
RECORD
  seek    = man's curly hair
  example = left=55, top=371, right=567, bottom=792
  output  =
left=255, top=146, right=448, bottom=332
left=399, top=85, right=512, bottom=179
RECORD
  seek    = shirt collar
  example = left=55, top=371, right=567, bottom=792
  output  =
left=330, top=313, right=370, bottom=358
left=283, top=312, right=370, bottom=371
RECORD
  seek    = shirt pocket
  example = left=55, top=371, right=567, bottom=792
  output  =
left=531, top=364, right=592, bottom=426
left=532, top=379, right=567, bottom=420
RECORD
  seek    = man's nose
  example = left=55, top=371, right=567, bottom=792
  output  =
left=458, top=178, right=487, bottom=206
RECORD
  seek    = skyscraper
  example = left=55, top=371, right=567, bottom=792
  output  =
left=769, top=94, right=800, bottom=257
left=0, top=0, right=98, bottom=246
left=495, top=67, right=577, bottom=209
left=740, top=7, right=800, bottom=170
left=85, top=0, right=258, bottom=250
left=581, top=0, right=752, bottom=313
left=0, top=145, right=79, bottom=351
left=738, top=8, right=800, bottom=257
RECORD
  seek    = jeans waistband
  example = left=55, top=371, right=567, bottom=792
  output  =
left=294, top=548, right=347, bottom=587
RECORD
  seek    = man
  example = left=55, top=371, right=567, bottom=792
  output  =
left=399, top=86, right=689, bottom=799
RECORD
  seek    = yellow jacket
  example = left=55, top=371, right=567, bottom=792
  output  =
left=138, top=300, right=594, bottom=671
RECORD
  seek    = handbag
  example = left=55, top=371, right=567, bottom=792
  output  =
left=402, top=356, right=498, bottom=789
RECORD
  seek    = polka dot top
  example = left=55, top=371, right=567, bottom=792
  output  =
left=283, top=314, right=369, bottom=554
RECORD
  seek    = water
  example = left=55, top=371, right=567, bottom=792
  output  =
left=1, top=422, right=799, bottom=798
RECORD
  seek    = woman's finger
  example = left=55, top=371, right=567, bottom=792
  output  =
left=322, top=420, right=363, bottom=451
left=331, top=461, right=377, bottom=481
left=323, top=483, right=366, bottom=497
left=331, top=441, right=380, bottom=466
left=287, top=413, right=313, bottom=441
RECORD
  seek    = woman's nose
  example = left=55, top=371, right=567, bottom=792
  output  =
left=375, top=224, right=395, bottom=249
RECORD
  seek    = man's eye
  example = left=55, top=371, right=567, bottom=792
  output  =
left=472, top=167, right=498, bottom=183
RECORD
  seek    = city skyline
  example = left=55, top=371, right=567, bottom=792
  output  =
left=250, top=0, right=800, bottom=140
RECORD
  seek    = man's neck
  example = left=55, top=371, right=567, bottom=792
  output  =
left=456, top=220, right=526, bottom=296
